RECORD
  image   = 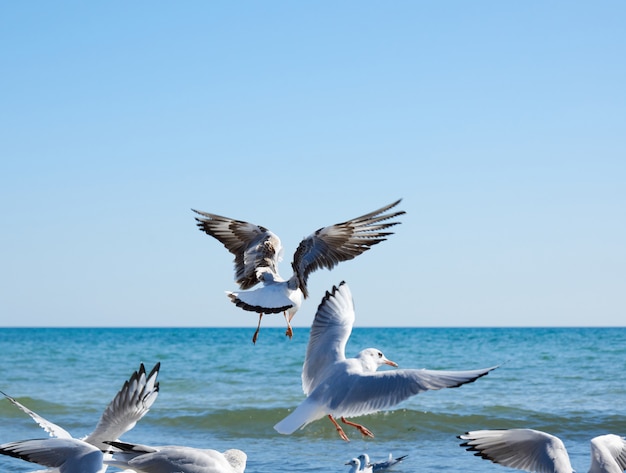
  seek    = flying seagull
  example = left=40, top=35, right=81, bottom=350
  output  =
left=193, top=199, right=405, bottom=343
left=273, top=281, right=498, bottom=441
left=0, top=362, right=160, bottom=473
left=459, top=429, right=626, bottom=473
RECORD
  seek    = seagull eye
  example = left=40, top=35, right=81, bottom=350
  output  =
left=378, top=352, right=383, bottom=358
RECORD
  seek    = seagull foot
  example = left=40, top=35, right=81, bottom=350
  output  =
left=341, top=416, right=374, bottom=439
left=328, top=415, right=351, bottom=441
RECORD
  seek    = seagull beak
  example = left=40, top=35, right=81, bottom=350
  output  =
left=384, top=358, right=398, bottom=368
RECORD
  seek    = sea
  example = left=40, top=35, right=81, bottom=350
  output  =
left=0, top=327, right=625, bottom=473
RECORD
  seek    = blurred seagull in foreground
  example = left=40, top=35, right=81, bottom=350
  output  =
left=0, top=362, right=160, bottom=473
left=273, top=281, right=499, bottom=441
left=105, top=440, right=247, bottom=473
left=459, top=429, right=626, bottom=473
left=357, top=453, right=408, bottom=472
left=193, top=199, right=405, bottom=343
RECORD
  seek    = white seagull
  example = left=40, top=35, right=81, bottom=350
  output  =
left=459, top=429, right=626, bottom=473
left=273, top=281, right=499, bottom=441
left=0, top=362, right=160, bottom=473
left=104, top=440, right=247, bottom=473
left=346, top=457, right=372, bottom=473
left=193, top=199, right=405, bottom=343
left=357, top=453, right=408, bottom=472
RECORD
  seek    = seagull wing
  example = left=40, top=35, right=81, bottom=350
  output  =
left=589, top=434, right=626, bottom=473
left=83, top=362, right=160, bottom=449
left=291, top=199, right=405, bottom=298
left=0, top=390, right=72, bottom=439
left=0, top=438, right=103, bottom=473
left=328, top=365, right=498, bottom=418
left=302, top=281, right=354, bottom=395
left=193, top=209, right=282, bottom=289
left=459, top=429, right=572, bottom=473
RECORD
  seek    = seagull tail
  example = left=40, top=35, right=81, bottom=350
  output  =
left=273, top=399, right=324, bottom=435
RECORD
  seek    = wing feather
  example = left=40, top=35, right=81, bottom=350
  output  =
left=459, top=429, right=572, bottom=473
left=83, top=362, right=160, bottom=449
left=291, top=200, right=405, bottom=297
left=0, top=390, right=72, bottom=439
left=193, top=209, right=281, bottom=289
left=327, top=365, right=498, bottom=417
left=302, top=282, right=354, bottom=395
left=589, top=434, right=626, bottom=473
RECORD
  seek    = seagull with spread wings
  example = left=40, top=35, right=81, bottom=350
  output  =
left=0, top=362, right=160, bottom=473
left=193, top=199, right=405, bottom=343
left=459, top=429, right=626, bottom=473
left=273, top=281, right=499, bottom=441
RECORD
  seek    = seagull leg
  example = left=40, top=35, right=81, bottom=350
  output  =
left=252, top=313, right=263, bottom=344
left=328, top=415, right=350, bottom=441
left=283, top=311, right=294, bottom=339
left=341, top=416, right=374, bottom=438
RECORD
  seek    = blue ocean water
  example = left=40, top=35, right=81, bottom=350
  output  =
left=0, top=327, right=625, bottom=473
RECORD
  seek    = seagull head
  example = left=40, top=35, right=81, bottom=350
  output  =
left=345, top=458, right=360, bottom=467
left=357, top=348, right=398, bottom=372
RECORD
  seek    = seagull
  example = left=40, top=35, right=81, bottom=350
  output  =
left=273, top=281, right=499, bottom=441
left=358, top=453, right=408, bottom=472
left=193, top=199, right=405, bottom=343
left=104, top=440, right=247, bottom=473
left=0, top=362, right=160, bottom=473
left=346, top=457, right=372, bottom=473
left=459, top=429, right=626, bottom=473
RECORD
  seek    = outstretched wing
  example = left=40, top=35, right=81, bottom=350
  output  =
left=327, top=365, right=498, bottom=418
left=0, top=438, right=103, bottom=472
left=302, top=282, right=354, bottom=395
left=0, top=390, right=72, bottom=439
left=459, top=429, right=572, bottom=473
left=193, top=209, right=282, bottom=289
left=292, top=199, right=405, bottom=298
left=589, top=434, right=626, bottom=473
left=83, top=362, right=160, bottom=449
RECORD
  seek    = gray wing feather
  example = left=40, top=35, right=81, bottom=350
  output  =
left=292, top=200, right=405, bottom=298
left=0, top=438, right=102, bottom=471
left=459, top=429, right=571, bottom=473
left=83, top=362, right=160, bottom=449
left=193, top=209, right=281, bottom=289
left=327, top=365, right=498, bottom=417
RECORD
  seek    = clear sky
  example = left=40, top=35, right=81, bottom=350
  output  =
left=1, top=2, right=624, bottom=328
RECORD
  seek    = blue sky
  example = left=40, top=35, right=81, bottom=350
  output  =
left=1, top=2, right=624, bottom=327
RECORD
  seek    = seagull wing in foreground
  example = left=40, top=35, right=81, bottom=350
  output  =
left=274, top=281, right=498, bottom=441
left=459, top=429, right=573, bottom=473
left=105, top=440, right=247, bottom=473
left=193, top=199, right=405, bottom=343
left=0, top=438, right=104, bottom=473
left=0, top=363, right=160, bottom=472
left=589, top=434, right=626, bottom=473
left=83, top=362, right=161, bottom=449
left=0, top=390, right=72, bottom=439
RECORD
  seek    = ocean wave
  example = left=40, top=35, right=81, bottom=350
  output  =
left=139, top=406, right=625, bottom=440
